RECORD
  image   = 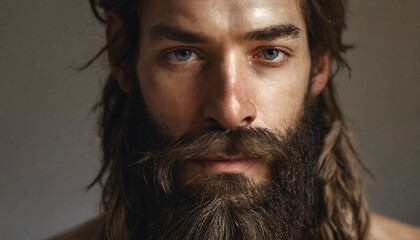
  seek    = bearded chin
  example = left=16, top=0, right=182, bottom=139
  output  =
left=144, top=172, right=313, bottom=240
left=128, top=99, right=324, bottom=240
left=146, top=174, right=298, bottom=240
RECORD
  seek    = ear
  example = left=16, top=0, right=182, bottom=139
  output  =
left=106, top=11, right=130, bottom=93
left=310, top=53, right=331, bottom=96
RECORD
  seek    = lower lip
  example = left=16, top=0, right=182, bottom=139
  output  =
left=193, top=159, right=258, bottom=174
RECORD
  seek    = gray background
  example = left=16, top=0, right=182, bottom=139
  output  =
left=0, top=1, right=419, bottom=239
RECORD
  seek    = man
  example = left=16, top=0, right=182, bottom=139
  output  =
left=48, top=0, right=419, bottom=239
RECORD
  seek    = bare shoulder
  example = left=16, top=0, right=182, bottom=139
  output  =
left=44, top=216, right=104, bottom=240
left=369, top=213, right=420, bottom=240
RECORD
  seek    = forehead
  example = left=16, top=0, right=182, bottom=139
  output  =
left=139, top=0, right=306, bottom=38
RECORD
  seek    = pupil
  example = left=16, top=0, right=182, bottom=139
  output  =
left=175, top=50, right=191, bottom=60
left=264, top=49, right=279, bottom=60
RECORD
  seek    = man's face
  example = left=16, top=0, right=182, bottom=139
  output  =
left=135, top=0, right=312, bottom=186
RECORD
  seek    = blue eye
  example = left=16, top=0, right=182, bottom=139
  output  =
left=256, top=49, right=286, bottom=62
left=166, top=49, right=199, bottom=62
left=263, top=49, right=280, bottom=60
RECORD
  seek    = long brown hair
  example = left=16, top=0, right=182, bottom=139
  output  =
left=87, top=0, right=370, bottom=239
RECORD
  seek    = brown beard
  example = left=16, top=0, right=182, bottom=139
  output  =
left=124, top=97, right=326, bottom=240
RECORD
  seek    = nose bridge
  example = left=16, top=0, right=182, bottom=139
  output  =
left=203, top=50, right=257, bottom=129
left=221, top=52, right=240, bottom=106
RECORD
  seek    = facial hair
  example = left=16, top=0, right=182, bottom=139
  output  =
left=125, top=97, right=325, bottom=240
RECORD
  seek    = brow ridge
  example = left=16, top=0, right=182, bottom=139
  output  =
left=149, top=23, right=301, bottom=44
left=150, top=24, right=209, bottom=44
left=243, top=23, right=301, bottom=41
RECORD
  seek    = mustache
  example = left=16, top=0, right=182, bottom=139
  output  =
left=133, top=127, right=293, bottom=195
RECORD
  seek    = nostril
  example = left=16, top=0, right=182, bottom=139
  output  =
left=202, top=95, right=257, bottom=130
left=243, top=116, right=254, bottom=124
left=205, top=117, right=227, bottom=131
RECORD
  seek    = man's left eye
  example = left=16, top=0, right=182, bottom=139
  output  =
left=255, top=49, right=286, bottom=62
left=166, top=49, right=200, bottom=63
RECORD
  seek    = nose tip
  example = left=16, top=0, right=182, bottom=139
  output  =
left=203, top=92, right=257, bottom=130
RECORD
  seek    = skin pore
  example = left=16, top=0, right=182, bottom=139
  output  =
left=43, top=0, right=420, bottom=239
left=110, top=0, right=330, bottom=186
left=96, top=0, right=420, bottom=239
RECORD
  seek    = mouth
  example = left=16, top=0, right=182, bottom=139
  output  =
left=190, top=154, right=260, bottom=174
left=178, top=153, right=270, bottom=185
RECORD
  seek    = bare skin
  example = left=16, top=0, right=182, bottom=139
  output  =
left=370, top=214, right=420, bottom=240
left=104, top=0, right=420, bottom=239
left=112, top=0, right=330, bottom=184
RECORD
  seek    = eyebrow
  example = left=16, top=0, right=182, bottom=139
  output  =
left=242, top=23, right=301, bottom=41
left=149, top=23, right=301, bottom=44
left=150, top=24, right=210, bottom=44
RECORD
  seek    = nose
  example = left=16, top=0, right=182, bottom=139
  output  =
left=203, top=53, right=257, bottom=130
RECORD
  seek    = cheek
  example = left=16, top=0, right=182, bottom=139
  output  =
left=136, top=61, right=201, bottom=138
left=256, top=61, right=310, bottom=133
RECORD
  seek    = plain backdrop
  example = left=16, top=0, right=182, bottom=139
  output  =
left=0, top=1, right=419, bottom=239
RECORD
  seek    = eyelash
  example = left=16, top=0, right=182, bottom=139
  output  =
left=163, top=48, right=204, bottom=64
left=165, top=49, right=202, bottom=63
left=252, top=47, right=291, bottom=67
left=163, top=47, right=291, bottom=66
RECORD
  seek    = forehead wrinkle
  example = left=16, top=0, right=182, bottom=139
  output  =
left=141, top=0, right=307, bottom=47
left=225, top=1, right=305, bottom=41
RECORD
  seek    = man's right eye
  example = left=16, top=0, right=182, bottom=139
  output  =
left=166, top=49, right=199, bottom=63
